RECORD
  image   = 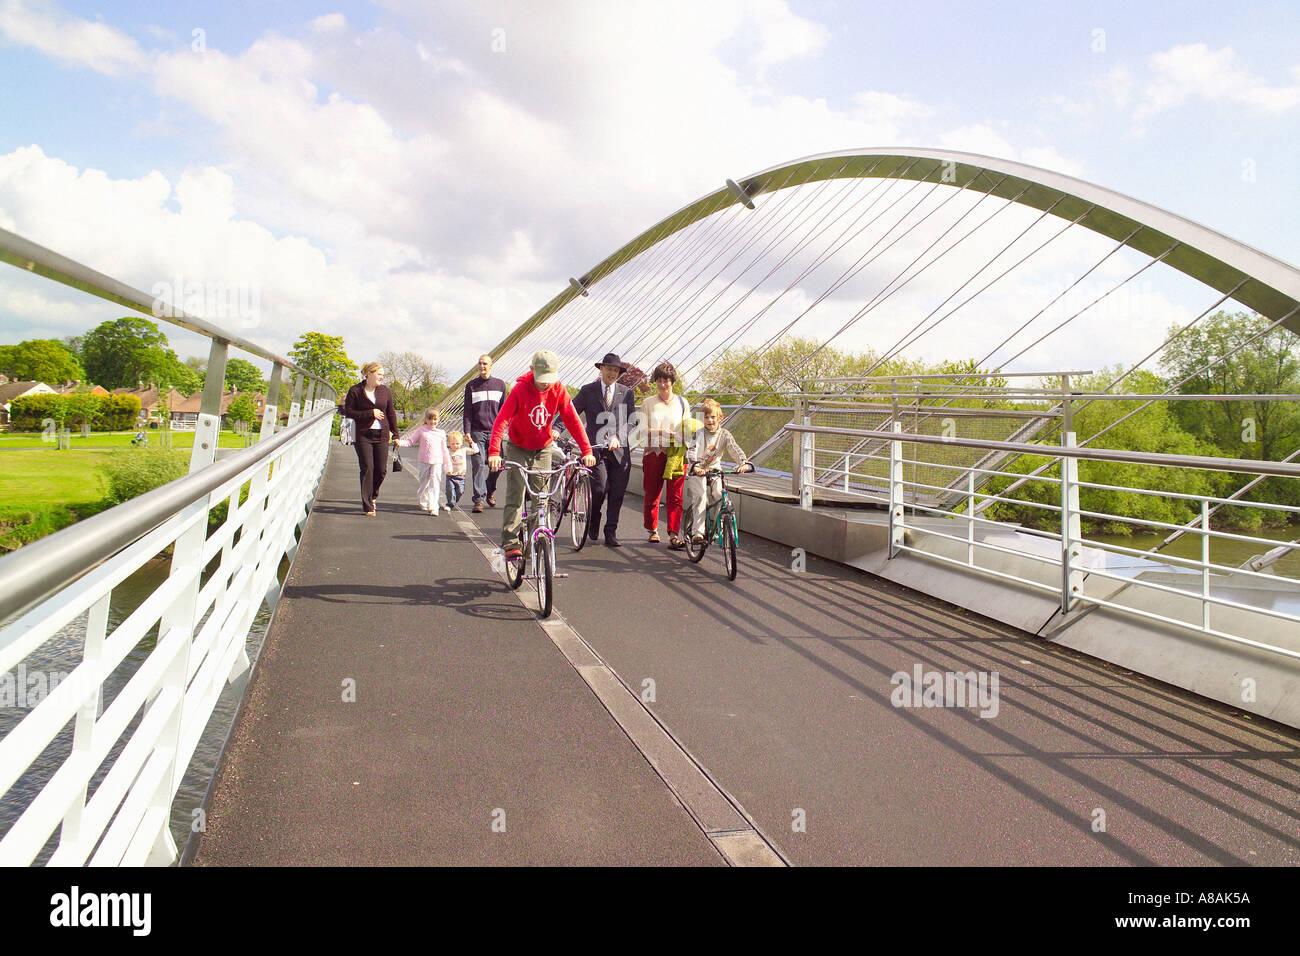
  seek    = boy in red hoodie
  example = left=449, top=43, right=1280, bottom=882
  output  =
left=488, top=350, right=596, bottom=558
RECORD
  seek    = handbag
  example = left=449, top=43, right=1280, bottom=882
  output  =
left=391, top=443, right=403, bottom=472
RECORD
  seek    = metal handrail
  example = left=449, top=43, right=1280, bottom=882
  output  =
left=0, top=227, right=322, bottom=387
left=0, top=407, right=334, bottom=626
left=786, top=423, right=1300, bottom=478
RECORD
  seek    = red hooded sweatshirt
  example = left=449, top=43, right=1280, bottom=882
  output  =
left=488, top=372, right=593, bottom=456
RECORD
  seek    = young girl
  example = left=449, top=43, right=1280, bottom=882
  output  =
left=685, top=398, right=752, bottom=544
left=444, top=431, right=478, bottom=508
left=397, top=409, right=453, bottom=515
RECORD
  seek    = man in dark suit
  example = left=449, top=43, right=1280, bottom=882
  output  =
left=571, top=352, right=637, bottom=547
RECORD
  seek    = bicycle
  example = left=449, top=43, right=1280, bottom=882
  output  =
left=683, top=464, right=750, bottom=581
left=546, top=436, right=594, bottom=550
left=500, top=458, right=571, bottom=618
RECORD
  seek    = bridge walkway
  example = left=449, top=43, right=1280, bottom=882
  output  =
left=191, top=446, right=1300, bottom=865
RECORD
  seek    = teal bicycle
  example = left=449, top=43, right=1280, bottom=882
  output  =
left=683, top=464, right=750, bottom=581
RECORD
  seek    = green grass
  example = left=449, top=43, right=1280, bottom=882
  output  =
left=0, top=431, right=254, bottom=551
left=0, top=430, right=247, bottom=450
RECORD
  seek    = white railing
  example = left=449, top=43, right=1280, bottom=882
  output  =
left=789, top=422, right=1300, bottom=659
left=0, top=402, right=335, bottom=866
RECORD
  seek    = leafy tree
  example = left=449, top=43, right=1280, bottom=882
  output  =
left=80, top=317, right=180, bottom=391
left=1159, top=310, right=1300, bottom=461
left=695, top=335, right=917, bottom=405
left=224, top=357, right=266, bottom=393
left=225, top=393, right=258, bottom=428
left=288, top=332, right=357, bottom=400
left=0, top=339, right=83, bottom=383
left=153, top=354, right=203, bottom=395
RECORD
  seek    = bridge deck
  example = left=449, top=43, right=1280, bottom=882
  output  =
left=191, top=445, right=1300, bottom=866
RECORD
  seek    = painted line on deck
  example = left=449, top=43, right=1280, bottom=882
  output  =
left=450, top=507, right=787, bottom=868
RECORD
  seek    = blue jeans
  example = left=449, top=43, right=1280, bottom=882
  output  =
left=445, top=473, right=465, bottom=506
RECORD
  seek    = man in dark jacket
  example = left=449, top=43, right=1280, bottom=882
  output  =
left=463, top=353, right=508, bottom=513
left=571, top=352, right=637, bottom=547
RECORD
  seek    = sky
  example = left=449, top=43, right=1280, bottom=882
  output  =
left=0, top=0, right=1297, bottom=381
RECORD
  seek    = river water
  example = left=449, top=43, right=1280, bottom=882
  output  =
left=1087, top=524, right=1300, bottom=580
left=0, top=555, right=277, bottom=865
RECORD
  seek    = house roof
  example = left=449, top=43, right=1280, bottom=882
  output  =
left=0, top=381, right=55, bottom=404
left=170, top=391, right=265, bottom=414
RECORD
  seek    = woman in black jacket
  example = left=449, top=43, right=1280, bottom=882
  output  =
left=342, top=362, right=400, bottom=515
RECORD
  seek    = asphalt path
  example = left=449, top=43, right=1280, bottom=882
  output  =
left=190, top=445, right=723, bottom=866
left=194, top=443, right=1300, bottom=866
left=465, top=466, right=1300, bottom=866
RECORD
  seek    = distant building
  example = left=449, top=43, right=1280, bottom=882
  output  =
left=169, top=391, right=266, bottom=430
left=0, top=381, right=58, bottom=427
left=58, top=381, right=110, bottom=396
left=111, top=386, right=186, bottom=426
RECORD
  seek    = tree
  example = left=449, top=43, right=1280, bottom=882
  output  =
left=0, top=339, right=84, bottom=383
left=225, top=393, right=258, bottom=429
left=378, top=350, right=448, bottom=420
left=80, top=317, right=176, bottom=391
left=1159, top=310, right=1300, bottom=461
left=224, top=357, right=266, bottom=393
left=695, top=336, right=922, bottom=405
left=288, top=332, right=357, bottom=400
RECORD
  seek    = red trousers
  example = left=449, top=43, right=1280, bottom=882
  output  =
left=642, top=450, right=684, bottom=535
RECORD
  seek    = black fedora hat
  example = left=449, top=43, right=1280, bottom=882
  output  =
left=595, top=352, right=627, bottom=372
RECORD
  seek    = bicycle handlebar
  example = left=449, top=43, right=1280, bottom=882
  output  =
left=500, top=460, right=570, bottom=477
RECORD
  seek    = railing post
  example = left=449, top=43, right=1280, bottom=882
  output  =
left=889, top=420, right=905, bottom=558
left=286, top=374, right=304, bottom=427
left=1060, top=429, right=1083, bottom=614
left=801, top=427, right=814, bottom=511
left=791, top=396, right=804, bottom=497
left=1201, top=499, right=1211, bottom=632
left=260, top=363, right=282, bottom=441
left=189, top=339, right=228, bottom=475
left=967, top=468, right=976, bottom=567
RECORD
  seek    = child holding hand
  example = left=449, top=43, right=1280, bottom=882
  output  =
left=685, top=399, right=753, bottom=545
left=397, top=409, right=453, bottom=515
left=445, top=431, right=478, bottom=508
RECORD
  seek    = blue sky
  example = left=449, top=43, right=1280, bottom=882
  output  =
left=0, top=0, right=1296, bottom=374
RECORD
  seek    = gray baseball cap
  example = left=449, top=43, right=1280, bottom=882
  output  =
left=532, top=349, right=560, bottom=386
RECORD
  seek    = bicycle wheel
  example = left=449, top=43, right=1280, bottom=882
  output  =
left=535, top=536, right=554, bottom=617
left=722, top=510, right=738, bottom=581
left=570, top=473, right=591, bottom=550
left=506, top=546, right=525, bottom=590
left=685, top=509, right=708, bottom=563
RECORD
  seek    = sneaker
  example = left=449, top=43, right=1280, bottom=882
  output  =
left=473, top=502, right=483, bottom=513
left=504, top=547, right=523, bottom=561
left=487, top=493, right=497, bottom=507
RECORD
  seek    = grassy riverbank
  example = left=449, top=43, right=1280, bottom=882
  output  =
left=0, top=432, right=247, bottom=552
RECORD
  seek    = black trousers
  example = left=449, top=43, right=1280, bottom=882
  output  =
left=354, top=433, right=389, bottom=512
left=588, top=448, right=631, bottom=538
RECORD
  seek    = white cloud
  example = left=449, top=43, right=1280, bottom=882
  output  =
left=1135, top=43, right=1300, bottom=121
left=749, top=0, right=831, bottom=73
left=0, top=0, right=147, bottom=75
left=0, top=0, right=1121, bottom=381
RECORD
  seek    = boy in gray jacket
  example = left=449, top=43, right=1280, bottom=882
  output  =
left=685, top=398, right=753, bottom=544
